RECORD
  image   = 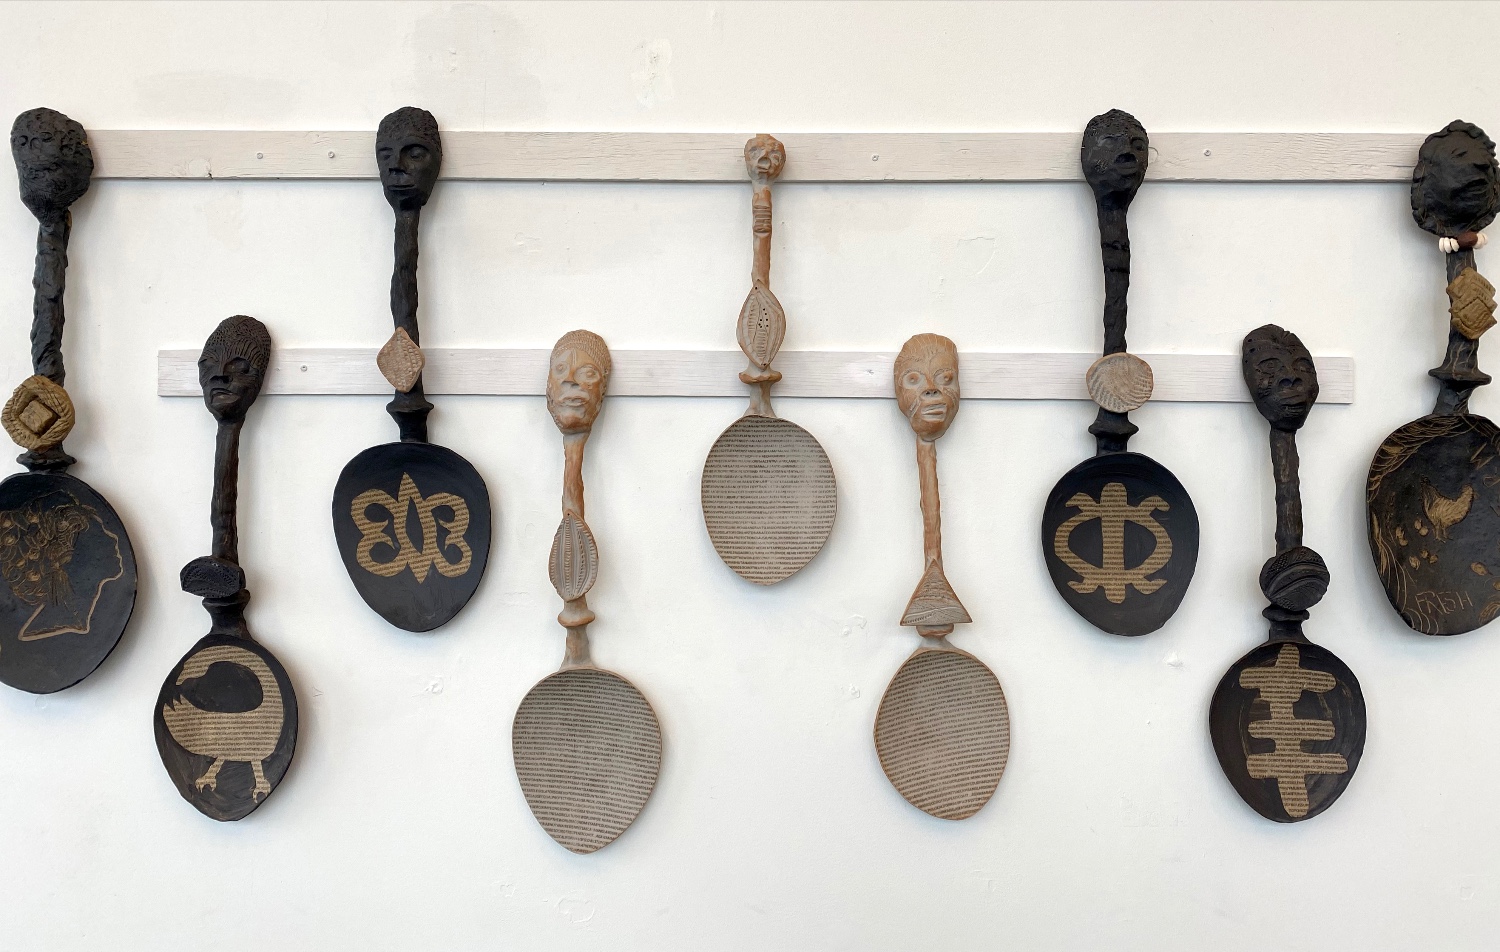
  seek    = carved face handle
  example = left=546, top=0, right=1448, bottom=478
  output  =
left=11, top=108, right=92, bottom=222
left=198, top=315, right=272, bottom=424
left=895, top=334, right=960, bottom=441
left=1412, top=120, right=1500, bottom=238
left=1081, top=109, right=1148, bottom=208
left=376, top=107, right=443, bottom=212
left=1243, top=324, right=1318, bottom=432
left=547, top=330, right=612, bottom=435
left=744, top=134, right=786, bottom=182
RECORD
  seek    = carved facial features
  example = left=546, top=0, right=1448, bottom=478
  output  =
left=376, top=107, right=442, bottom=212
left=11, top=108, right=93, bottom=221
left=199, top=315, right=272, bottom=423
left=1412, top=121, right=1500, bottom=236
left=547, top=330, right=611, bottom=435
left=1081, top=109, right=1148, bottom=207
left=895, top=334, right=960, bottom=441
left=1243, top=324, right=1318, bottom=431
left=744, top=134, right=786, bottom=180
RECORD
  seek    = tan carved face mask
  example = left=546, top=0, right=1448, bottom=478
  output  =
left=546, top=331, right=611, bottom=435
left=895, top=334, right=960, bottom=441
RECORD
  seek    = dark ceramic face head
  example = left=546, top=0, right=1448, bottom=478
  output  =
left=11, top=108, right=93, bottom=222
left=895, top=334, right=960, bottom=442
left=198, top=315, right=272, bottom=423
left=376, top=107, right=442, bottom=212
left=1412, top=121, right=1500, bottom=237
left=1081, top=109, right=1148, bottom=207
left=1243, top=324, right=1318, bottom=432
left=547, top=330, right=611, bottom=435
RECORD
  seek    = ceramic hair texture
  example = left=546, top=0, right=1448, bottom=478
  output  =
left=551, top=330, right=613, bottom=382
left=199, top=315, right=272, bottom=384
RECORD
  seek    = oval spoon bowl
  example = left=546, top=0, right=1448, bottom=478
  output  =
left=1042, top=451, right=1198, bottom=636
left=513, top=666, right=662, bottom=854
left=874, top=645, right=1009, bottom=821
left=702, top=415, right=836, bottom=585
left=333, top=441, right=492, bottom=632
left=1209, top=639, right=1364, bottom=823
left=1367, top=413, right=1500, bottom=634
left=0, top=471, right=137, bottom=694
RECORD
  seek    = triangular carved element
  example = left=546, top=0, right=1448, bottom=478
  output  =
left=901, top=560, right=971, bottom=629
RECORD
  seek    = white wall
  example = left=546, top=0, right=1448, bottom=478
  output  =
left=2, top=3, right=1498, bottom=949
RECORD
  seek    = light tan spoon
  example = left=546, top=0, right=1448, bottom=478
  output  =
left=701, top=135, right=837, bottom=585
left=513, top=331, right=662, bottom=854
left=874, top=335, right=1010, bottom=820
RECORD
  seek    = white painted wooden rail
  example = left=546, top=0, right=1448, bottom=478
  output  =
left=96, top=131, right=1421, bottom=182
left=157, top=349, right=1354, bottom=404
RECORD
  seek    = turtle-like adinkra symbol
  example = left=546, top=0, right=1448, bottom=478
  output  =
left=1053, top=482, right=1172, bottom=604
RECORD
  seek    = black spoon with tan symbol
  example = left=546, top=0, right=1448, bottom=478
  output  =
left=513, top=331, right=662, bottom=854
left=701, top=135, right=836, bottom=585
left=155, top=316, right=298, bottom=822
left=1367, top=120, right=1500, bottom=635
left=332, top=107, right=491, bottom=632
left=1210, top=324, right=1364, bottom=823
left=874, top=334, right=1010, bottom=821
left=1041, top=109, right=1198, bottom=636
left=0, top=108, right=137, bottom=694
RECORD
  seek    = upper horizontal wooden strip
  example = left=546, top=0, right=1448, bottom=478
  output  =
left=157, top=348, right=1354, bottom=404
left=94, top=131, right=1423, bottom=183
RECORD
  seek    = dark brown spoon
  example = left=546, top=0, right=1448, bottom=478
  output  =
left=155, top=316, right=298, bottom=822
left=1041, top=110, right=1198, bottom=636
left=701, top=135, right=836, bottom=585
left=1211, top=325, right=1364, bottom=822
left=1367, top=120, right=1500, bottom=635
left=874, top=334, right=1010, bottom=821
left=0, top=108, right=136, bottom=694
left=332, top=107, right=491, bottom=632
left=513, top=331, right=662, bottom=853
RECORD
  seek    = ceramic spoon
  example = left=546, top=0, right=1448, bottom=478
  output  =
left=332, top=107, right=491, bottom=632
left=1041, top=109, right=1198, bottom=636
left=513, top=330, right=662, bottom=853
left=1367, top=120, right=1500, bottom=635
left=0, top=108, right=137, bottom=694
left=701, top=134, right=836, bottom=585
left=154, top=316, right=298, bottom=822
left=874, top=334, right=1009, bottom=821
left=1211, top=324, right=1364, bottom=822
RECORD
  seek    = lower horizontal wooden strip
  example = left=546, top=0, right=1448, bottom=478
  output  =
left=157, top=348, right=1354, bottom=404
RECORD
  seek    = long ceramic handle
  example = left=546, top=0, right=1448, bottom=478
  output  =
left=385, top=208, right=435, bottom=441
left=737, top=134, right=788, bottom=417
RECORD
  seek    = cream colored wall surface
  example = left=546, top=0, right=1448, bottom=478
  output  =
left=2, top=2, right=1498, bottom=949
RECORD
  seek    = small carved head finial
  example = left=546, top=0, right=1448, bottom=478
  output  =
left=1081, top=109, right=1148, bottom=209
left=547, top=330, right=611, bottom=435
left=199, top=315, right=272, bottom=423
left=1412, top=120, right=1500, bottom=237
left=744, top=134, right=786, bottom=181
left=11, top=108, right=93, bottom=222
left=895, top=334, right=960, bottom=442
left=1243, top=324, right=1318, bottom=432
left=376, top=107, right=443, bottom=212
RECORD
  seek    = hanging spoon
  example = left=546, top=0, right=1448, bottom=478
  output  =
left=1367, top=120, right=1500, bottom=635
left=874, top=335, right=1010, bottom=820
left=154, top=316, right=298, bottom=821
left=1041, top=110, right=1198, bottom=636
left=1211, top=324, right=1364, bottom=822
left=0, top=108, right=137, bottom=694
left=701, top=135, right=836, bottom=585
left=332, top=108, right=492, bottom=631
left=513, top=331, right=662, bottom=853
